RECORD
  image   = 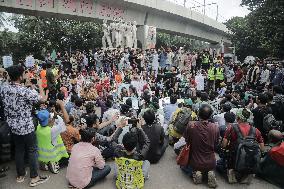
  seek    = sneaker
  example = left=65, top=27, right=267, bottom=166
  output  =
left=192, top=171, right=202, bottom=184
left=227, top=169, right=237, bottom=184
left=208, top=171, right=217, bottom=188
left=39, top=163, right=49, bottom=171
left=240, top=174, right=253, bottom=185
left=16, top=171, right=27, bottom=183
left=30, top=175, right=50, bottom=187
left=48, top=162, right=60, bottom=174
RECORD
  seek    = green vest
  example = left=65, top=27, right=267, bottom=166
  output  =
left=36, top=125, right=69, bottom=163
left=216, top=68, right=224, bottom=80
left=202, top=55, right=209, bottom=64
left=208, top=68, right=215, bottom=80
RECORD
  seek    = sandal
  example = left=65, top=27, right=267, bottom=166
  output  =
left=30, top=175, right=50, bottom=187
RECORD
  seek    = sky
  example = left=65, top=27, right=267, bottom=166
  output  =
left=170, top=0, right=250, bottom=22
left=1, top=0, right=250, bottom=32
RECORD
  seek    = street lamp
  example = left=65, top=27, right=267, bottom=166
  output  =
left=190, top=2, right=219, bottom=21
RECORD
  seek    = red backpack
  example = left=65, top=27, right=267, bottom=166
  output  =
left=269, top=141, right=284, bottom=167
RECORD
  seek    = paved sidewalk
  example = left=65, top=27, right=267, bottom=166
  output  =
left=0, top=147, right=279, bottom=189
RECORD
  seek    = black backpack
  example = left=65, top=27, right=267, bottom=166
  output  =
left=233, top=124, right=261, bottom=174
left=173, top=108, right=191, bottom=134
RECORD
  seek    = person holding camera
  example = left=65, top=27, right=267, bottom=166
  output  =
left=0, top=65, right=49, bottom=186
left=112, top=118, right=151, bottom=179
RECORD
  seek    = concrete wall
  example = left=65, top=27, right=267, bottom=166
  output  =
left=0, top=0, right=230, bottom=44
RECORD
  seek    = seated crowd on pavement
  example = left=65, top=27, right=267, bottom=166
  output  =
left=0, top=47, right=284, bottom=188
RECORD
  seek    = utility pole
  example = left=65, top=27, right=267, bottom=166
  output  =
left=216, top=4, right=219, bottom=21
left=184, top=0, right=186, bottom=7
left=203, top=0, right=206, bottom=15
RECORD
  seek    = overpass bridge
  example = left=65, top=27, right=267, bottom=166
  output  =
left=0, top=0, right=230, bottom=47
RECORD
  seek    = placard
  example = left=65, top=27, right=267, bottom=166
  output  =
left=2, top=56, right=13, bottom=68
left=25, top=55, right=35, bottom=68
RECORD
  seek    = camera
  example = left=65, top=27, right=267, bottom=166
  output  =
left=127, top=118, right=139, bottom=127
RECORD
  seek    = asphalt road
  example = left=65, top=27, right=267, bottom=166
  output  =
left=0, top=147, right=280, bottom=189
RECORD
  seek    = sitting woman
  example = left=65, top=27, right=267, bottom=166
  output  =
left=66, top=128, right=111, bottom=189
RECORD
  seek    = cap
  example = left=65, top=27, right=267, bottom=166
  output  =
left=37, top=110, right=50, bottom=126
left=184, top=99, right=193, bottom=106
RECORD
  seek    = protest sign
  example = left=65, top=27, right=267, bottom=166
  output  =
left=2, top=56, right=13, bottom=68
left=25, top=55, right=35, bottom=68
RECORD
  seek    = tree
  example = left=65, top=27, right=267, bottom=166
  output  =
left=0, top=12, right=6, bottom=27
left=226, top=0, right=284, bottom=60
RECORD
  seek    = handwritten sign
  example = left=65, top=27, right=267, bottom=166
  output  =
left=97, top=3, right=125, bottom=20
left=25, top=55, right=35, bottom=68
left=79, top=0, right=93, bottom=15
left=2, top=56, right=13, bottom=68
left=16, top=0, right=33, bottom=8
left=37, top=0, right=55, bottom=10
left=59, top=0, right=77, bottom=13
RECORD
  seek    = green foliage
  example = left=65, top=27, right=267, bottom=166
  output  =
left=10, top=16, right=103, bottom=60
left=156, top=32, right=206, bottom=51
left=0, top=12, right=6, bottom=27
left=226, top=0, right=284, bottom=60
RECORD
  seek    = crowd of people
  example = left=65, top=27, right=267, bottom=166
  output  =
left=0, top=46, right=284, bottom=188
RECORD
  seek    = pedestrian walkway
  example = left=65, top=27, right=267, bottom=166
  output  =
left=0, top=147, right=278, bottom=189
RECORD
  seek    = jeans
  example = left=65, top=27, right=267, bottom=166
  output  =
left=114, top=160, right=150, bottom=180
left=85, top=165, right=111, bottom=188
left=181, top=165, right=193, bottom=177
left=12, top=132, right=39, bottom=178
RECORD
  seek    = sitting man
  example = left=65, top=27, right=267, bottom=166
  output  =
left=222, top=108, right=264, bottom=184
left=142, top=109, right=168, bottom=164
left=168, top=99, right=196, bottom=144
left=66, top=128, right=111, bottom=189
left=112, top=118, right=151, bottom=179
left=36, top=100, right=69, bottom=174
left=182, top=104, right=219, bottom=188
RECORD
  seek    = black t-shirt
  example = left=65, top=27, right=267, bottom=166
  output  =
left=252, top=106, right=272, bottom=135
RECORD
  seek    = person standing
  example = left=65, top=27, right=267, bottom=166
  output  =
left=0, top=65, right=49, bottom=187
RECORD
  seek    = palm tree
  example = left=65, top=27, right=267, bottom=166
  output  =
left=0, top=12, right=6, bottom=27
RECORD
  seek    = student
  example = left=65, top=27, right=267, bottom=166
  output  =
left=66, top=128, right=111, bottom=189
left=182, top=104, right=219, bottom=188
left=222, top=108, right=264, bottom=184
left=112, top=119, right=151, bottom=179
left=36, top=100, right=69, bottom=174
left=142, top=109, right=168, bottom=164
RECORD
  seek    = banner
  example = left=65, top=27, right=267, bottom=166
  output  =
left=2, top=56, right=13, bottom=68
left=145, top=26, right=157, bottom=49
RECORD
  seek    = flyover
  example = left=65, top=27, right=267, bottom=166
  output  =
left=0, top=0, right=230, bottom=47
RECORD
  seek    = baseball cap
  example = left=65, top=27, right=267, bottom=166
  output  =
left=37, top=110, right=50, bottom=127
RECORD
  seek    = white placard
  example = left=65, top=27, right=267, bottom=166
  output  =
left=123, top=97, right=139, bottom=110
left=25, top=55, right=35, bottom=68
left=195, top=74, right=205, bottom=91
left=2, top=56, right=13, bottom=68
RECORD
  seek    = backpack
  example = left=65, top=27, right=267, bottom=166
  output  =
left=263, top=113, right=283, bottom=132
left=173, top=108, right=191, bottom=134
left=233, top=124, right=261, bottom=174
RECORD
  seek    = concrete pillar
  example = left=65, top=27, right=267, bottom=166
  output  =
left=137, top=25, right=157, bottom=49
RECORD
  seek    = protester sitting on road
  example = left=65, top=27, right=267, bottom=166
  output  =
left=70, top=97, right=85, bottom=129
left=112, top=118, right=151, bottom=179
left=222, top=108, right=264, bottom=184
left=163, top=95, right=178, bottom=126
left=66, top=128, right=111, bottom=189
left=182, top=104, right=219, bottom=188
left=168, top=99, right=196, bottom=144
left=213, top=103, right=232, bottom=127
left=142, top=109, right=168, bottom=164
left=61, top=115, right=81, bottom=154
left=36, top=100, right=69, bottom=174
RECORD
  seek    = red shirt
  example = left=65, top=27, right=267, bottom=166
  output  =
left=224, top=123, right=263, bottom=150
